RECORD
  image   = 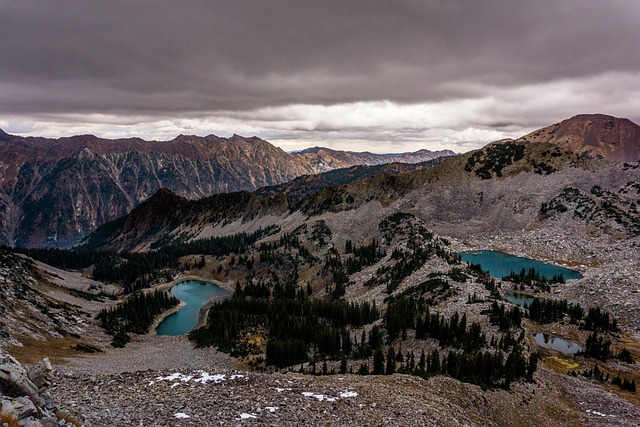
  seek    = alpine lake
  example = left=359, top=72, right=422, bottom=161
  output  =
left=459, top=250, right=583, bottom=281
left=156, top=280, right=230, bottom=336
left=460, top=250, right=584, bottom=355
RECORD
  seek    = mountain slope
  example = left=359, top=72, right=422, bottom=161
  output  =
left=0, top=131, right=450, bottom=248
left=519, top=113, right=640, bottom=162
left=295, top=146, right=456, bottom=173
left=84, top=139, right=640, bottom=253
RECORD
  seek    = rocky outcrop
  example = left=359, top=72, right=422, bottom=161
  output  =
left=0, top=349, right=81, bottom=426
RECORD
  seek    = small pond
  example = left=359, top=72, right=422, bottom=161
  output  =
left=460, top=250, right=582, bottom=281
left=505, top=292, right=535, bottom=307
left=156, top=280, right=229, bottom=336
left=534, top=333, right=583, bottom=355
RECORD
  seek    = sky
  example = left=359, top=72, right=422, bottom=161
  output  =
left=1, top=1, right=639, bottom=153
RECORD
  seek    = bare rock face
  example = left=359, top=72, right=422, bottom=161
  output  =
left=1, top=348, right=83, bottom=426
left=0, top=351, right=43, bottom=406
left=0, top=131, right=451, bottom=248
left=0, top=349, right=74, bottom=426
left=519, top=113, right=640, bottom=163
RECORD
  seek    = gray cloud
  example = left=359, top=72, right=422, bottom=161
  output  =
left=1, top=1, right=639, bottom=151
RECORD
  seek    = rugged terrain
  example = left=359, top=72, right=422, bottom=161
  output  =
left=518, top=114, right=640, bottom=163
left=2, top=114, right=639, bottom=426
left=0, top=130, right=451, bottom=248
left=84, top=139, right=640, bottom=256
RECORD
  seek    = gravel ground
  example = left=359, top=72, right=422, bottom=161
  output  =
left=56, top=334, right=233, bottom=375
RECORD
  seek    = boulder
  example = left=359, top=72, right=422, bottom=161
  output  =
left=27, top=358, right=52, bottom=390
left=11, top=395, right=37, bottom=419
left=0, top=352, right=44, bottom=406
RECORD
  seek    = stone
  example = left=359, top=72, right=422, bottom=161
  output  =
left=0, top=353, right=43, bottom=406
left=12, top=395, right=37, bottom=419
left=27, top=359, right=53, bottom=390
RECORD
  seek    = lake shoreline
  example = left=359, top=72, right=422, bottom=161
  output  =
left=155, top=277, right=231, bottom=336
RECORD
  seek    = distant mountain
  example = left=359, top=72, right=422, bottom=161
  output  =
left=0, top=131, right=451, bottom=248
left=518, top=114, right=640, bottom=162
left=83, top=138, right=640, bottom=253
left=255, top=158, right=448, bottom=200
left=296, top=146, right=456, bottom=173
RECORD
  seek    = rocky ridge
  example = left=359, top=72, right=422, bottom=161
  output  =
left=84, top=140, right=640, bottom=254
left=519, top=113, right=640, bottom=163
left=0, top=131, right=451, bottom=248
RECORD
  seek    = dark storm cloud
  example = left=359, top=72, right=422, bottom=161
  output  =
left=1, top=1, right=639, bottom=151
left=1, top=0, right=638, bottom=114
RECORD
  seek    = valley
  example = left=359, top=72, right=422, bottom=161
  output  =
left=1, top=115, right=639, bottom=426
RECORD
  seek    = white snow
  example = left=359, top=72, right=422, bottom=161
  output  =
left=157, top=373, right=184, bottom=381
left=265, top=406, right=278, bottom=413
left=174, top=413, right=190, bottom=419
left=301, top=390, right=358, bottom=402
left=239, top=413, right=258, bottom=419
left=339, top=391, right=358, bottom=398
left=586, top=409, right=607, bottom=417
left=151, top=371, right=244, bottom=387
left=301, top=392, right=337, bottom=402
left=275, top=387, right=292, bottom=392
left=194, top=372, right=226, bottom=384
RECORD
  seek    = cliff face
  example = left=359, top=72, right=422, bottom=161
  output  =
left=519, top=114, right=640, bottom=163
left=0, top=132, right=451, bottom=248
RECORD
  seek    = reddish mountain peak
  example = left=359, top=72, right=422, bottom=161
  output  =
left=520, top=114, right=640, bottom=162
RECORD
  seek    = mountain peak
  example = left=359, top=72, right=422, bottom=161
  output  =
left=519, top=114, right=640, bottom=162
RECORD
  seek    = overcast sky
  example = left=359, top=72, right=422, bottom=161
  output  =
left=1, top=1, right=639, bottom=153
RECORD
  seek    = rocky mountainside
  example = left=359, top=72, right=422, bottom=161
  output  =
left=0, top=131, right=451, bottom=248
left=84, top=139, right=640, bottom=253
left=66, top=138, right=640, bottom=425
left=295, top=146, right=456, bottom=173
left=519, top=113, right=640, bottom=163
left=0, top=249, right=114, bottom=353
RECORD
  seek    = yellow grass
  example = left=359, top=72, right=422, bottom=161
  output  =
left=0, top=411, right=21, bottom=427
left=543, top=356, right=580, bottom=373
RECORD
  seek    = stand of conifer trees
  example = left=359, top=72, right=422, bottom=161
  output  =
left=97, top=290, right=179, bottom=346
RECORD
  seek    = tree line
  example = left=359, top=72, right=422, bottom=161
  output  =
left=97, top=290, right=179, bottom=347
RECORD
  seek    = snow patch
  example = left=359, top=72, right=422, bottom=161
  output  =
left=301, top=390, right=359, bottom=402
left=586, top=409, right=608, bottom=417
left=239, top=413, right=258, bottom=419
left=265, top=406, right=278, bottom=413
left=174, top=413, right=190, bottom=419
left=340, top=391, right=358, bottom=398
left=152, top=371, right=245, bottom=387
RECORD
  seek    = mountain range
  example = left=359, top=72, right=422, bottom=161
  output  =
left=1, top=113, right=639, bottom=426
left=1, top=113, right=637, bottom=249
left=84, top=137, right=639, bottom=253
left=0, top=131, right=452, bottom=248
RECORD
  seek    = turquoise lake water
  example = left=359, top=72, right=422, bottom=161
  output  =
left=505, top=292, right=536, bottom=307
left=534, top=333, right=583, bottom=355
left=156, top=280, right=229, bottom=336
left=460, top=250, right=582, bottom=280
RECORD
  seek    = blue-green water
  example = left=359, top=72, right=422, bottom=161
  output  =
left=534, top=333, right=583, bottom=355
left=460, top=250, right=582, bottom=280
left=505, top=292, right=535, bottom=307
left=156, top=280, right=229, bottom=336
